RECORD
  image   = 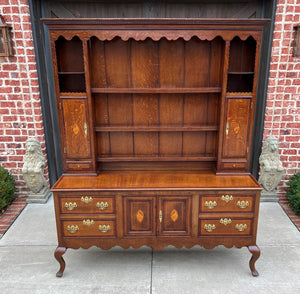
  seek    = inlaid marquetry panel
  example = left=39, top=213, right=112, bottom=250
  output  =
left=123, top=196, right=156, bottom=236
left=61, top=99, right=91, bottom=159
left=158, top=196, right=191, bottom=236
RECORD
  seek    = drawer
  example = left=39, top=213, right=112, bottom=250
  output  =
left=199, top=218, right=252, bottom=236
left=62, top=219, right=116, bottom=237
left=201, top=194, right=254, bottom=212
left=60, top=196, right=115, bottom=214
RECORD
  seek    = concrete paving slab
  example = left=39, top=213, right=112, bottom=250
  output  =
left=0, top=246, right=152, bottom=294
left=257, top=203, right=300, bottom=246
left=151, top=245, right=300, bottom=294
left=0, top=196, right=57, bottom=246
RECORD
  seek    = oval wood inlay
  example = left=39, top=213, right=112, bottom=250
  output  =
left=136, top=210, right=144, bottom=223
left=170, top=209, right=178, bottom=222
left=72, top=123, right=80, bottom=135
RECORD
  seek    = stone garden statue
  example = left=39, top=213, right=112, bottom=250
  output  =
left=22, top=138, right=51, bottom=203
left=258, top=136, right=284, bottom=201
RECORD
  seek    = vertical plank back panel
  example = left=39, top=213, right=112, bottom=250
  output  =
left=160, top=94, right=183, bottom=156
left=89, top=37, right=106, bottom=88
left=105, top=38, right=133, bottom=156
left=131, top=39, right=159, bottom=156
left=185, top=38, right=210, bottom=87
left=209, top=37, right=224, bottom=87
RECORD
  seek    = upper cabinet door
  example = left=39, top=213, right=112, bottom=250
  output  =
left=61, top=99, right=92, bottom=171
left=223, top=98, right=251, bottom=158
left=158, top=196, right=191, bottom=236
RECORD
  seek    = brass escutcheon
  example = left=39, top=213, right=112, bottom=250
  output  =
left=204, top=224, right=216, bottom=232
left=99, top=224, right=111, bottom=233
left=81, top=196, right=93, bottom=204
left=221, top=194, right=233, bottom=203
left=65, top=202, right=77, bottom=211
left=220, top=218, right=232, bottom=226
left=67, top=225, right=79, bottom=234
left=96, top=201, right=109, bottom=210
left=159, top=210, right=163, bottom=223
left=237, top=200, right=249, bottom=209
left=205, top=201, right=217, bottom=210
left=235, top=224, right=247, bottom=232
left=83, top=219, right=95, bottom=226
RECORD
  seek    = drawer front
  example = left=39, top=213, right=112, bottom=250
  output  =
left=60, top=196, right=115, bottom=214
left=199, top=218, right=252, bottom=236
left=201, top=194, right=254, bottom=212
left=62, top=220, right=116, bottom=237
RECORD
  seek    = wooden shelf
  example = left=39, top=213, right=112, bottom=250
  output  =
left=97, top=156, right=217, bottom=162
left=95, top=126, right=218, bottom=132
left=91, top=87, right=221, bottom=94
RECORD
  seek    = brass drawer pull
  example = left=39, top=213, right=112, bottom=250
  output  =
left=67, top=225, right=79, bottom=234
left=99, top=224, right=111, bottom=233
left=237, top=200, right=249, bottom=209
left=204, top=224, right=216, bottom=232
left=221, top=195, right=233, bottom=203
left=235, top=224, right=247, bottom=232
left=96, top=201, right=109, bottom=210
left=65, top=202, right=77, bottom=211
left=81, top=196, right=93, bottom=204
left=205, top=201, right=217, bottom=209
left=220, top=218, right=232, bottom=226
left=83, top=219, right=95, bottom=226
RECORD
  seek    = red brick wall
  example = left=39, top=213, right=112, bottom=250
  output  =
left=0, top=0, right=47, bottom=197
left=264, top=0, right=300, bottom=203
left=0, top=0, right=299, bottom=201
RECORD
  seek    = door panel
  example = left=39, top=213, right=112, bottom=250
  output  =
left=123, top=196, right=156, bottom=236
left=158, top=196, right=191, bottom=236
left=222, top=98, right=251, bottom=159
left=61, top=99, right=91, bottom=159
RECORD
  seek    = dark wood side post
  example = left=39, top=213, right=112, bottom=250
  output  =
left=54, top=246, right=67, bottom=277
left=248, top=245, right=260, bottom=277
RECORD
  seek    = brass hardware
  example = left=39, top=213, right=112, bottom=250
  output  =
left=159, top=210, right=163, bottom=223
left=64, top=147, right=66, bottom=154
left=221, top=195, right=233, bottom=203
left=65, top=202, right=77, bottom=211
left=237, top=200, right=249, bottom=209
left=235, top=224, right=247, bottom=232
left=220, top=218, right=232, bottom=226
left=84, top=122, right=88, bottom=136
left=83, top=219, right=95, bottom=226
left=81, top=196, right=93, bottom=204
left=99, top=224, right=111, bottom=233
left=67, top=225, right=79, bottom=234
left=59, top=102, right=62, bottom=110
left=96, top=201, right=109, bottom=210
left=204, top=224, right=216, bottom=232
left=226, top=122, right=229, bottom=135
left=205, top=201, right=217, bottom=210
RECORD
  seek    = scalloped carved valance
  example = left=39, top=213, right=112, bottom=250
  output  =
left=42, top=18, right=269, bottom=42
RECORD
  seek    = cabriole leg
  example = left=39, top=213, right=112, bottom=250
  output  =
left=54, top=246, right=67, bottom=277
left=248, top=245, right=260, bottom=277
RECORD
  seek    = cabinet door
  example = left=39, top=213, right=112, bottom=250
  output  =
left=158, top=196, right=191, bottom=236
left=123, top=196, right=156, bottom=236
left=60, top=99, right=93, bottom=172
left=219, top=98, right=251, bottom=172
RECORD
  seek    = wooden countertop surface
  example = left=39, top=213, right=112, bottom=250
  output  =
left=51, top=171, right=262, bottom=191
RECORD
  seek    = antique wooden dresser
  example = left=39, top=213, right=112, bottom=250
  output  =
left=44, top=18, right=267, bottom=277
